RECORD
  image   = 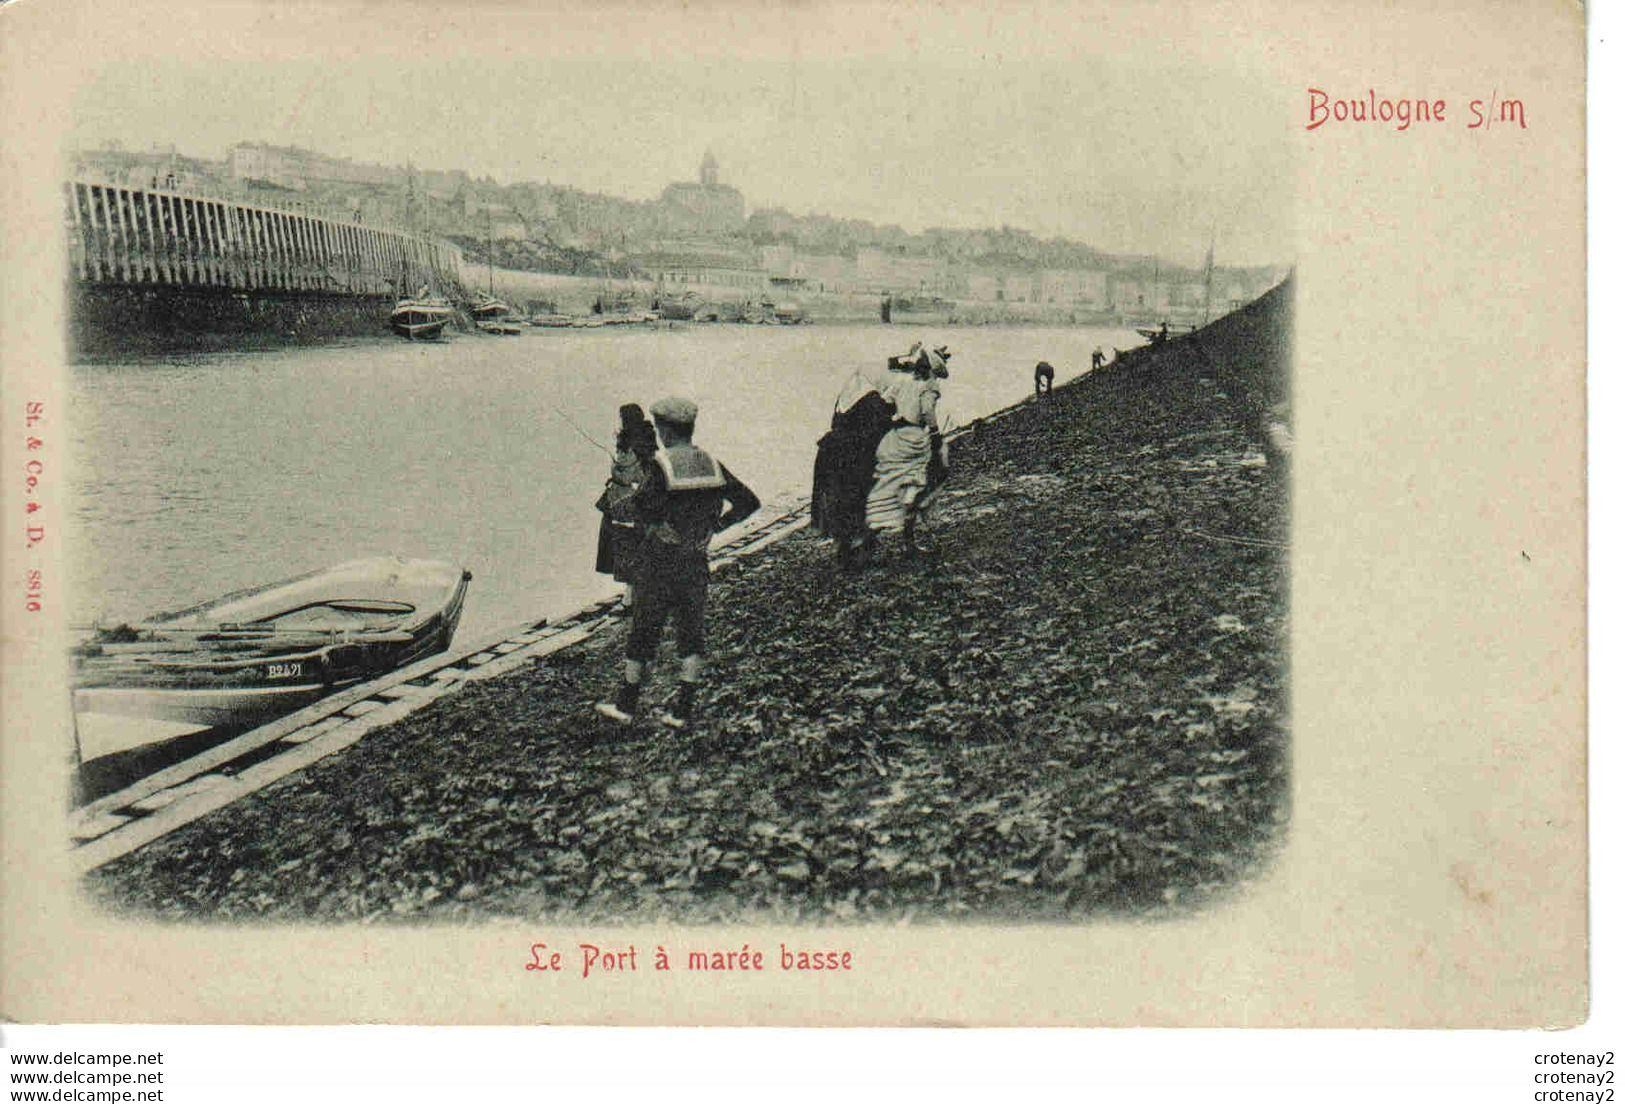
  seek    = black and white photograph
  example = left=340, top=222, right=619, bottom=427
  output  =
left=50, top=10, right=1296, bottom=930
left=1, top=0, right=1589, bottom=1043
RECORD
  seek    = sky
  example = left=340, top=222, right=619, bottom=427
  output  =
left=62, top=2, right=1297, bottom=268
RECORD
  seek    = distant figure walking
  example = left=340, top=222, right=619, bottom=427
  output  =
left=865, top=344, right=950, bottom=559
left=596, top=397, right=760, bottom=729
left=1091, top=347, right=1106, bottom=371
left=1034, top=360, right=1055, bottom=399
left=594, top=403, right=659, bottom=603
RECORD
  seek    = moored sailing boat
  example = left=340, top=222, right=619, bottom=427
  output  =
left=470, top=209, right=513, bottom=320
left=390, top=175, right=458, bottom=339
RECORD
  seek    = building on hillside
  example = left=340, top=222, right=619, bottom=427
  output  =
left=227, top=142, right=396, bottom=191
left=797, top=253, right=856, bottom=293
left=1081, top=269, right=1110, bottom=308
left=1110, top=277, right=1148, bottom=312
left=72, top=144, right=227, bottom=193
left=658, top=150, right=746, bottom=237
left=635, top=241, right=767, bottom=295
left=759, top=244, right=797, bottom=278
left=855, top=249, right=947, bottom=296
left=1037, top=269, right=1111, bottom=308
left=747, top=206, right=800, bottom=239
left=965, top=273, right=1000, bottom=302
left=457, top=191, right=530, bottom=241
left=1177, top=281, right=1207, bottom=309
left=1071, top=269, right=1110, bottom=308
left=999, top=272, right=1038, bottom=303
left=753, top=244, right=858, bottom=294
left=1038, top=269, right=1079, bottom=305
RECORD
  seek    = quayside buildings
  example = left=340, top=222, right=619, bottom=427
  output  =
left=70, top=142, right=1286, bottom=321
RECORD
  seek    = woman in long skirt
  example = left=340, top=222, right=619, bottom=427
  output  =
left=813, top=369, right=899, bottom=569
left=865, top=345, right=949, bottom=557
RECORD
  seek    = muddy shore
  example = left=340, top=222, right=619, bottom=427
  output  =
left=89, top=283, right=1291, bottom=924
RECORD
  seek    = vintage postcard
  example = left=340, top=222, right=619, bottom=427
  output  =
left=1, top=0, right=1586, bottom=1027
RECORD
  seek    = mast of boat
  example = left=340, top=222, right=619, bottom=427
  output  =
left=404, top=167, right=420, bottom=298
left=1201, top=229, right=1216, bottom=325
left=486, top=208, right=495, bottom=298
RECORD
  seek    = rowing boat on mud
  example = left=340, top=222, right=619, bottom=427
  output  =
left=73, top=557, right=472, bottom=735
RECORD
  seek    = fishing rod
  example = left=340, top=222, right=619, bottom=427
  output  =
left=547, top=403, right=614, bottom=456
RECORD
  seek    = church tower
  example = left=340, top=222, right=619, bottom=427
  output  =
left=657, top=148, right=744, bottom=235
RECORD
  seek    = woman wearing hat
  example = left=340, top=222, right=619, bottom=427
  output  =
left=812, top=362, right=904, bottom=571
left=594, top=403, right=659, bottom=603
left=864, top=343, right=950, bottom=558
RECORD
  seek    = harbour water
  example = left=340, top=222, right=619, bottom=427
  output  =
left=68, top=323, right=1141, bottom=642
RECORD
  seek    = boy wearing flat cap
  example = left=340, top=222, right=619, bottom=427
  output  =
left=596, top=396, right=760, bottom=729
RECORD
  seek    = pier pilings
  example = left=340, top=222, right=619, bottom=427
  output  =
left=65, top=179, right=464, bottom=306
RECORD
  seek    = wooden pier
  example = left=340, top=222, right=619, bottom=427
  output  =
left=66, top=179, right=462, bottom=296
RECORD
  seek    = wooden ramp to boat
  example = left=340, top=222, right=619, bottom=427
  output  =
left=66, top=400, right=1033, bottom=873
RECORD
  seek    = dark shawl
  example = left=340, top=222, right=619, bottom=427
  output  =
left=812, top=388, right=895, bottom=539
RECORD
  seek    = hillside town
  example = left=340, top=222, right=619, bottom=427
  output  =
left=71, top=141, right=1285, bottom=324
